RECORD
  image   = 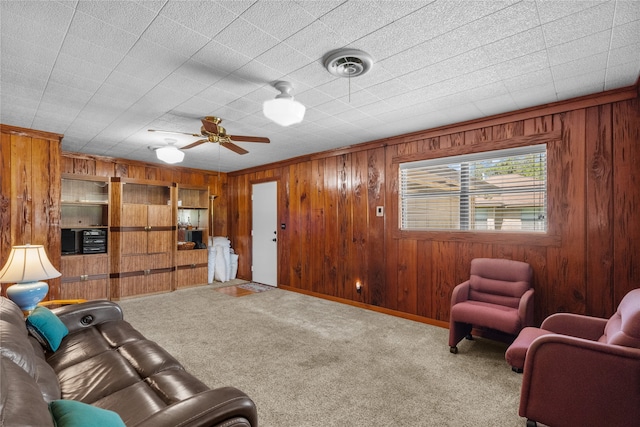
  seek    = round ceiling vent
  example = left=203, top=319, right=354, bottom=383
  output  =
left=323, top=49, right=373, bottom=78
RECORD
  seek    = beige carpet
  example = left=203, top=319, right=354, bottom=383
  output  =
left=118, top=285, right=525, bottom=426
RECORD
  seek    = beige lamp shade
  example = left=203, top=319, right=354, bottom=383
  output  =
left=0, top=245, right=61, bottom=283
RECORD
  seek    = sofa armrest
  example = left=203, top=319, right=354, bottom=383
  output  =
left=51, top=300, right=123, bottom=334
left=519, top=334, right=640, bottom=427
left=132, top=387, right=257, bottom=427
left=450, top=280, right=470, bottom=307
left=540, top=312, right=606, bottom=340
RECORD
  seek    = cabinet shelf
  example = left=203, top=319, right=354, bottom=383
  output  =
left=62, top=200, right=108, bottom=205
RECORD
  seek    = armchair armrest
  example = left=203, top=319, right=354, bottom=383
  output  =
left=519, top=334, right=640, bottom=427
left=450, top=280, right=470, bottom=307
left=51, top=300, right=123, bottom=334
left=132, top=387, right=257, bottom=427
left=540, top=312, right=607, bottom=340
left=517, top=288, right=535, bottom=327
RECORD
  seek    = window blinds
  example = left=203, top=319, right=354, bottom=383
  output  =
left=400, top=145, right=547, bottom=231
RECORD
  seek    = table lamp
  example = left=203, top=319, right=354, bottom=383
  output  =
left=0, top=244, right=61, bottom=313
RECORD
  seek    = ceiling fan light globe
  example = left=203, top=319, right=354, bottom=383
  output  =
left=155, top=145, right=184, bottom=164
left=263, top=98, right=306, bottom=127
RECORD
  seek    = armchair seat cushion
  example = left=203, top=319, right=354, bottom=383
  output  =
left=451, top=301, right=522, bottom=335
left=505, top=327, right=552, bottom=370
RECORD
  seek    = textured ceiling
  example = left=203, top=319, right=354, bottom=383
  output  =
left=1, top=0, right=639, bottom=172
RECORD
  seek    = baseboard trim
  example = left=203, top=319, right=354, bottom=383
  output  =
left=278, top=285, right=449, bottom=329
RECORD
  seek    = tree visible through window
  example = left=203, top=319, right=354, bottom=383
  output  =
left=399, top=145, right=547, bottom=232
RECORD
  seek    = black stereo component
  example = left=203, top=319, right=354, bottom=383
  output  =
left=81, top=229, right=107, bottom=254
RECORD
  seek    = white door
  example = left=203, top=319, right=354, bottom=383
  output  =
left=252, top=181, right=278, bottom=286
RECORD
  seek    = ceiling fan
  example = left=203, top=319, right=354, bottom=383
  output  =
left=148, top=116, right=270, bottom=155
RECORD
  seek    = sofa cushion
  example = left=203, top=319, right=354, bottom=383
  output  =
left=98, top=320, right=146, bottom=347
left=47, top=327, right=112, bottom=372
left=57, top=350, right=141, bottom=403
left=0, top=355, right=55, bottom=427
left=119, top=340, right=183, bottom=378
left=0, top=296, right=27, bottom=328
left=92, top=381, right=167, bottom=426
left=49, top=399, right=126, bottom=427
left=0, top=320, right=38, bottom=377
left=26, top=306, right=69, bottom=352
left=147, top=369, right=210, bottom=404
left=34, top=356, right=62, bottom=402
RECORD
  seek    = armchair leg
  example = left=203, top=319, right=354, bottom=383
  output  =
left=450, top=346, right=458, bottom=354
left=512, top=367, right=523, bottom=373
left=526, top=420, right=537, bottom=427
left=465, top=334, right=473, bottom=340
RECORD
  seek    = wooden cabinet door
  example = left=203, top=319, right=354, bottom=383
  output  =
left=148, top=205, right=173, bottom=227
left=60, top=254, right=109, bottom=300
left=147, top=205, right=173, bottom=254
left=120, top=204, right=148, bottom=256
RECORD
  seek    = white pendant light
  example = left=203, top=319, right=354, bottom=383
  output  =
left=153, top=139, right=184, bottom=164
left=263, top=81, right=305, bottom=126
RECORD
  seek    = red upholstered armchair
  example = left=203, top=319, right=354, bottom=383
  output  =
left=448, top=258, right=534, bottom=354
left=510, top=288, right=640, bottom=427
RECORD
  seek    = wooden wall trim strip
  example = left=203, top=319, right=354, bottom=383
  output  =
left=392, top=231, right=562, bottom=246
left=110, top=226, right=175, bottom=232
left=112, top=176, right=176, bottom=187
left=392, top=130, right=562, bottom=163
left=109, top=267, right=175, bottom=279
left=176, top=263, right=208, bottom=270
left=61, top=274, right=108, bottom=283
left=63, top=151, right=221, bottom=177
left=0, top=124, right=63, bottom=141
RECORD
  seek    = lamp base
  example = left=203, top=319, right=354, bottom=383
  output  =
left=6, top=281, right=49, bottom=313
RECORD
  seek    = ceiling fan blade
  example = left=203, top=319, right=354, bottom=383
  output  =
left=221, top=141, right=249, bottom=155
left=229, top=135, right=270, bottom=143
left=181, top=139, right=208, bottom=150
left=201, top=117, right=219, bottom=134
left=148, top=129, right=201, bottom=137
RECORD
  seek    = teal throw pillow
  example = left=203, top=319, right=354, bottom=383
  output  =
left=49, top=400, right=126, bottom=427
left=26, top=306, right=69, bottom=352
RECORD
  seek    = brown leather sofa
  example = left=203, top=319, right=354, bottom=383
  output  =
left=0, top=296, right=257, bottom=426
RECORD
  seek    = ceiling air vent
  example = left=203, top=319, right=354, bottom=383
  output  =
left=323, top=49, right=373, bottom=78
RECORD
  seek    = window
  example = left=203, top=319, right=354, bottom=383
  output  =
left=399, top=144, right=547, bottom=232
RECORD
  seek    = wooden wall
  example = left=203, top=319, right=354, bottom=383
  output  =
left=228, top=86, right=640, bottom=325
left=1, top=125, right=62, bottom=298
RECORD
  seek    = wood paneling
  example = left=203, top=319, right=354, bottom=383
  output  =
left=585, top=104, right=614, bottom=317
left=612, top=98, right=640, bottom=305
left=228, top=88, right=640, bottom=325
left=0, top=125, right=62, bottom=300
